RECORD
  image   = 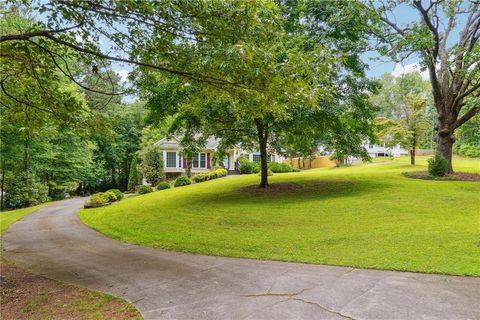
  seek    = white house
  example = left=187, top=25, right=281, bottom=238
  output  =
left=363, top=141, right=409, bottom=158
left=154, top=136, right=284, bottom=177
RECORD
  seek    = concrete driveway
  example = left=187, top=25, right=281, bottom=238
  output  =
left=3, top=198, right=479, bottom=320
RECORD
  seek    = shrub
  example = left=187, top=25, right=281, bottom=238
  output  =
left=428, top=154, right=448, bottom=177
left=268, top=162, right=293, bottom=173
left=156, top=181, right=171, bottom=190
left=239, top=161, right=253, bottom=174
left=138, top=185, right=153, bottom=194
left=252, top=162, right=261, bottom=173
left=107, top=189, right=124, bottom=200
left=208, top=172, right=218, bottom=180
left=174, top=176, right=192, bottom=187
left=215, top=168, right=228, bottom=177
left=103, top=191, right=118, bottom=202
left=5, top=173, right=49, bottom=209
left=90, top=193, right=109, bottom=205
left=192, top=174, right=207, bottom=183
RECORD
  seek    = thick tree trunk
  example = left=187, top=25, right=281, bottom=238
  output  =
left=436, top=133, right=454, bottom=173
left=255, top=120, right=269, bottom=188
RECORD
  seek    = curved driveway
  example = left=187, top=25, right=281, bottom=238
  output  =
left=3, top=198, right=479, bottom=320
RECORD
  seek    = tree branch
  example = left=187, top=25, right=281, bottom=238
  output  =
left=454, top=105, right=479, bottom=129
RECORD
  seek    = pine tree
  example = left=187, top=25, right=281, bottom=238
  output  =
left=127, top=156, right=140, bottom=191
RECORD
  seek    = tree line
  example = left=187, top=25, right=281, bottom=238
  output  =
left=1, top=0, right=478, bottom=208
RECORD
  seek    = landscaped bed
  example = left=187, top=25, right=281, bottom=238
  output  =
left=79, top=156, right=480, bottom=276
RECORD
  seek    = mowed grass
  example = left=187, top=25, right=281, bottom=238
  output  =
left=79, top=156, right=480, bottom=276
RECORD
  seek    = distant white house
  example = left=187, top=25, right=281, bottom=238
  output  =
left=363, top=140, right=409, bottom=158
left=154, top=136, right=284, bottom=177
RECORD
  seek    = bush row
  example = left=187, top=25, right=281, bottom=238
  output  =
left=192, top=168, right=227, bottom=183
left=85, top=189, right=123, bottom=208
left=238, top=157, right=294, bottom=174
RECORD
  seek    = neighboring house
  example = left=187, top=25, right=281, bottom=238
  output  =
left=363, top=141, right=409, bottom=158
left=154, top=136, right=284, bottom=177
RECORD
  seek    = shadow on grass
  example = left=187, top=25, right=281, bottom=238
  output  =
left=182, top=178, right=391, bottom=207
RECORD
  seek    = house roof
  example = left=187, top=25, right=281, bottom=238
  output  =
left=154, top=136, right=220, bottom=150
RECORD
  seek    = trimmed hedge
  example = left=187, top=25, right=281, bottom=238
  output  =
left=107, top=189, right=124, bottom=201
left=138, top=185, right=153, bottom=194
left=174, top=176, right=192, bottom=187
left=193, top=169, right=228, bottom=183
left=156, top=181, right=171, bottom=190
left=268, top=162, right=293, bottom=173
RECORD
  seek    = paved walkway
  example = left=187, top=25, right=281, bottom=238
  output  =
left=3, top=198, right=479, bottom=320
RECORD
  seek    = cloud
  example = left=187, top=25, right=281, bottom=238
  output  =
left=117, top=70, right=130, bottom=84
left=391, top=63, right=429, bottom=81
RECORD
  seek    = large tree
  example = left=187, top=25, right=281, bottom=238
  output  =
left=368, top=0, right=480, bottom=173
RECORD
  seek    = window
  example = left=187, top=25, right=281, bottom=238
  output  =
left=252, top=154, right=271, bottom=163
left=192, top=153, right=207, bottom=169
left=166, top=152, right=177, bottom=168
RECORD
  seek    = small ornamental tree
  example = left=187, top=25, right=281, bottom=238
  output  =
left=140, top=145, right=165, bottom=187
left=127, top=156, right=141, bottom=191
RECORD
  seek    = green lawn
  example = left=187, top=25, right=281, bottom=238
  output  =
left=79, top=156, right=480, bottom=276
left=0, top=203, right=52, bottom=236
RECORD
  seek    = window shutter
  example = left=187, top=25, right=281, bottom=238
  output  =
left=182, top=156, right=186, bottom=168
left=207, top=153, right=211, bottom=169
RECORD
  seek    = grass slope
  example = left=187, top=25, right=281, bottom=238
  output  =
left=79, top=156, right=480, bottom=276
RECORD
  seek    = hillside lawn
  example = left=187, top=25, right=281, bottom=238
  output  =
left=79, top=156, right=480, bottom=276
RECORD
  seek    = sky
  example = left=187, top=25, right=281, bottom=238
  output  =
left=34, top=1, right=469, bottom=103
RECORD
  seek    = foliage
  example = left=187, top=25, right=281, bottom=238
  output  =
left=238, top=161, right=254, bottom=174
left=428, top=154, right=448, bottom=177
left=127, top=156, right=141, bottom=191
left=192, top=174, right=207, bottom=183
left=267, top=162, right=293, bottom=173
left=4, top=173, right=49, bottom=209
left=80, top=156, right=480, bottom=276
left=215, top=169, right=228, bottom=177
left=174, top=176, right=192, bottom=187
left=103, top=191, right=118, bottom=203
left=106, top=189, right=124, bottom=201
left=138, top=185, right=153, bottom=195
left=89, top=193, right=109, bottom=206
left=454, top=115, right=480, bottom=158
left=368, top=1, right=480, bottom=173
left=372, top=73, right=432, bottom=165
left=156, top=181, right=171, bottom=190
left=140, top=145, right=165, bottom=187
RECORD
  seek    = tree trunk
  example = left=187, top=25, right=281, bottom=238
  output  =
left=256, top=120, right=269, bottom=188
left=436, top=133, right=454, bottom=173
left=1, top=160, right=5, bottom=211
left=410, top=134, right=417, bottom=165
left=186, top=158, right=192, bottom=178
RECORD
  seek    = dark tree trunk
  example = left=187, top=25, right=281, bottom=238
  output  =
left=255, top=120, right=269, bottom=188
left=410, top=134, right=417, bottom=165
left=436, top=132, right=454, bottom=173
left=186, top=158, right=192, bottom=178
left=24, top=138, right=30, bottom=176
left=1, top=160, right=5, bottom=211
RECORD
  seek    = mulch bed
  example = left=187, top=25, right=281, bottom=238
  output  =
left=0, top=263, right=141, bottom=320
left=237, top=183, right=303, bottom=194
left=402, top=171, right=480, bottom=182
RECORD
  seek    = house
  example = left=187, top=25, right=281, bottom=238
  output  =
left=154, top=136, right=284, bottom=177
left=363, top=141, right=409, bottom=158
